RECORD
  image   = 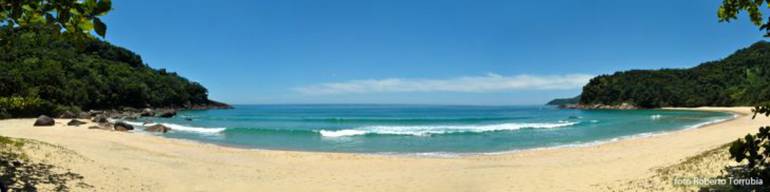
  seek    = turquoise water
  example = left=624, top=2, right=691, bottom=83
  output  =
left=131, top=105, right=733, bottom=154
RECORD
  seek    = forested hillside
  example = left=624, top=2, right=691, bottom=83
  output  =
left=0, top=26, right=221, bottom=118
left=580, top=41, right=770, bottom=108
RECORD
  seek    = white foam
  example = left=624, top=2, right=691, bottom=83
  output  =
left=159, top=123, right=226, bottom=134
left=373, top=115, right=738, bottom=157
left=650, top=114, right=662, bottom=120
left=375, top=152, right=463, bottom=158
left=121, top=121, right=146, bottom=127
left=123, top=121, right=226, bottom=134
left=685, top=117, right=731, bottom=129
left=319, top=129, right=367, bottom=137
left=477, top=116, right=737, bottom=156
left=319, top=121, right=579, bottom=137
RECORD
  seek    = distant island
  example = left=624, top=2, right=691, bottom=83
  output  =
left=546, top=96, right=580, bottom=106
left=552, top=41, right=770, bottom=109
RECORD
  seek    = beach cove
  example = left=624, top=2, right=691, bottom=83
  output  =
left=0, top=107, right=763, bottom=191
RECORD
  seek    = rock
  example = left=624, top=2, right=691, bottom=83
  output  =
left=113, top=121, right=134, bottom=131
left=140, top=108, right=154, bottom=117
left=103, top=110, right=120, bottom=119
left=109, top=111, right=126, bottom=119
left=33, top=115, right=55, bottom=126
left=189, top=100, right=233, bottom=110
left=88, top=125, right=111, bottom=131
left=617, top=102, right=637, bottom=110
left=88, top=110, right=104, bottom=116
left=92, top=114, right=108, bottom=123
left=122, top=107, right=139, bottom=113
left=66, top=119, right=87, bottom=126
left=78, top=112, right=91, bottom=119
left=121, top=112, right=139, bottom=120
left=145, top=124, right=171, bottom=133
left=559, top=103, right=639, bottom=110
left=58, top=111, right=77, bottom=118
left=99, top=122, right=114, bottom=128
left=185, top=118, right=193, bottom=121
left=158, top=110, right=176, bottom=118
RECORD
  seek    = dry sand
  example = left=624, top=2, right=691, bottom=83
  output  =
left=0, top=107, right=765, bottom=191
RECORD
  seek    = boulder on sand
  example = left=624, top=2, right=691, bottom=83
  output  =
left=33, top=115, right=55, bottom=126
left=88, top=125, right=111, bottom=131
left=113, top=121, right=134, bottom=131
left=145, top=124, right=171, bottom=133
left=67, top=119, right=87, bottom=126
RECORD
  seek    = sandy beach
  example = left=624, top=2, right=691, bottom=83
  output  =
left=0, top=107, right=765, bottom=191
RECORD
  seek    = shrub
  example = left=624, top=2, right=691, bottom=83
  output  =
left=708, top=106, right=770, bottom=191
left=0, top=97, right=55, bottom=117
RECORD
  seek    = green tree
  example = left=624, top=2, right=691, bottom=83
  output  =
left=713, top=0, right=770, bottom=191
left=0, top=0, right=111, bottom=37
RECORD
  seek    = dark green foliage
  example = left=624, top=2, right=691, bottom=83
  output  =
left=546, top=95, right=580, bottom=105
left=581, top=41, right=770, bottom=108
left=0, top=25, right=211, bottom=117
left=718, top=0, right=770, bottom=37
left=0, top=0, right=112, bottom=38
left=0, top=97, right=55, bottom=118
left=719, top=125, right=770, bottom=191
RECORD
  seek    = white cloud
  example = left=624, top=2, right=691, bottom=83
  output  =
left=294, top=73, right=594, bottom=95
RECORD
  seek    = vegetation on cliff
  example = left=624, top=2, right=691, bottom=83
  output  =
left=0, top=25, right=220, bottom=118
left=580, top=41, right=770, bottom=108
left=0, top=0, right=227, bottom=118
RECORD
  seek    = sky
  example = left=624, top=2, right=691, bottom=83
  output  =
left=101, top=0, right=766, bottom=105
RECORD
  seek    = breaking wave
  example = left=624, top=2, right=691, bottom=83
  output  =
left=319, top=121, right=579, bottom=137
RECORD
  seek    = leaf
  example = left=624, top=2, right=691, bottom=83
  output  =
left=11, top=4, right=22, bottom=20
left=57, top=9, right=70, bottom=24
left=93, top=18, right=106, bottom=37
left=94, top=0, right=112, bottom=15
left=44, top=13, right=55, bottom=23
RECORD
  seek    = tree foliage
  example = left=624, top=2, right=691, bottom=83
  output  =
left=0, top=0, right=111, bottom=38
left=580, top=41, right=770, bottom=108
left=718, top=0, right=770, bottom=37
left=0, top=25, right=211, bottom=117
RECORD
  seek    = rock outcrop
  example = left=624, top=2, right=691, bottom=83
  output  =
left=560, top=103, right=639, bottom=110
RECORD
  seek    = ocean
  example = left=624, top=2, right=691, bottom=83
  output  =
left=127, top=105, right=734, bottom=155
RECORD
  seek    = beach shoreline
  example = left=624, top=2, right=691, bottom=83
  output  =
left=0, top=107, right=764, bottom=191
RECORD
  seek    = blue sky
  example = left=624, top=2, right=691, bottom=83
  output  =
left=102, top=0, right=764, bottom=105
